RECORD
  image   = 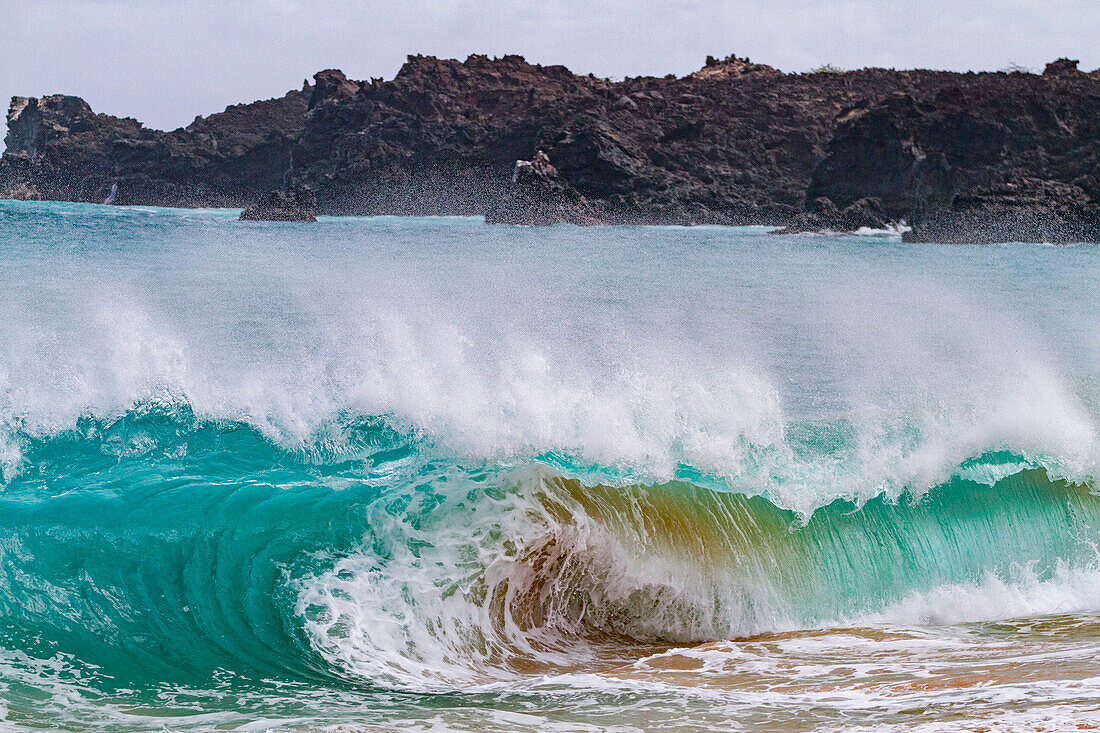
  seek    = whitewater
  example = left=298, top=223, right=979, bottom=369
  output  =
left=1, top=198, right=1099, bottom=731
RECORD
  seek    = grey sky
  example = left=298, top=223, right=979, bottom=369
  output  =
left=4, top=0, right=1099, bottom=133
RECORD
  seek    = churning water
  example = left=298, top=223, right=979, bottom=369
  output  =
left=1, top=199, right=1099, bottom=730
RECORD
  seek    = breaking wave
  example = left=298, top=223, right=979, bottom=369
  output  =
left=0, top=403, right=1096, bottom=694
left=3, top=202, right=1100, bottom=728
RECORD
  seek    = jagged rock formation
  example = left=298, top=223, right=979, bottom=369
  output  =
left=486, top=149, right=600, bottom=224
left=239, top=183, right=316, bottom=221
left=774, top=196, right=891, bottom=234
left=3, top=54, right=1099, bottom=241
left=290, top=55, right=935, bottom=224
left=1, top=84, right=311, bottom=207
left=807, top=59, right=1100, bottom=242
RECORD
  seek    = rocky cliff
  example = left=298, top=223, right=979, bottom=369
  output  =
left=1, top=84, right=311, bottom=207
left=806, top=59, right=1100, bottom=242
left=3, top=55, right=1098, bottom=241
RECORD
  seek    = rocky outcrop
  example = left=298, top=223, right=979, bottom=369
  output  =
left=806, top=61, right=1100, bottom=242
left=485, top=150, right=600, bottom=224
left=1, top=84, right=312, bottom=207
left=774, top=196, right=891, bottom=234
left=239, top=183, right=316, bottom=221
left=4, top=54, right=1099, bottom=242
left=272, top=54, right=1100, bottom=240
left=288, top=54, right=927, bottom=225
left=2, top=95, right=157, bottom=203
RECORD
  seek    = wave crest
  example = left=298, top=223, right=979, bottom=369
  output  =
left=295, top=462, right=1100, bottom=689
left=1, top=406, right=1098, bottom=691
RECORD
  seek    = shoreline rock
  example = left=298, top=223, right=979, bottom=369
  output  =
left=771, top=196, right=893, bottom=235
left=239, top=184, right=317, bottom=222
left=1, top=85, right=311, bottom=207
left=485, top=150, right=601, bottom=224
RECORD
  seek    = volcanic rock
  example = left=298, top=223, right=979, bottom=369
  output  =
left=486, top=150, right=600, bottom=224
left=3, top=53, right=1099, bottom=242
left=1, top=84, right=311, bottom=207
left=239, top=184, right=317, bottom=222
left=775, top=196, right=891, bottom=234
left=806, top=73, right=1100, bottom=242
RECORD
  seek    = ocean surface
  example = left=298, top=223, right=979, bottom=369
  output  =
left=1, top=198, right=1099, bottom=731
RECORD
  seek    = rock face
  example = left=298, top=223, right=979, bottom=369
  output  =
left=289, top=55, right=911, bottom=224
left=3, top=55, right=1099, bottom=241
left=774, top=196, right=891, bottom=234
left=807, top=61, right=1100, bottom=243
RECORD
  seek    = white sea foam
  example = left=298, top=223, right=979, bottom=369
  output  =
left=6, top=204, right=1100, bottom=730
left=2, top=213, right=1098, bottom=508
left=855, top=562, right=1100, bottom=627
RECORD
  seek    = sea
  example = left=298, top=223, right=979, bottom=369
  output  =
left=1, top=198, right=1098, bottom=731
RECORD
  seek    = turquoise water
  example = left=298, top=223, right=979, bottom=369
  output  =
left=1, top=199, right=1099, bottom=730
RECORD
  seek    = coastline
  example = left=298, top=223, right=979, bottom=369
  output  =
left=3, top=54, right=1098, bottom=242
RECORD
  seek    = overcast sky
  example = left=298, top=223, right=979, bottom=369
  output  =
left=3, top=0, right=1099, bottom=133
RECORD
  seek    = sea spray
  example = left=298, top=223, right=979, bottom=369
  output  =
left=1, top=200, right=1099, bottom=730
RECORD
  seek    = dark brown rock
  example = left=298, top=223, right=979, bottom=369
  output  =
left=773, top=196, right=891, bottom=234
left=807, top=72, right=1100, bottom=242
left=1, top=85, right=311, bottom=207
left=1044, top=58, right=1082, bottom=77
left=486, top=150, right=600, bottom=224
left=239, top=184, right=317, bottom=222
